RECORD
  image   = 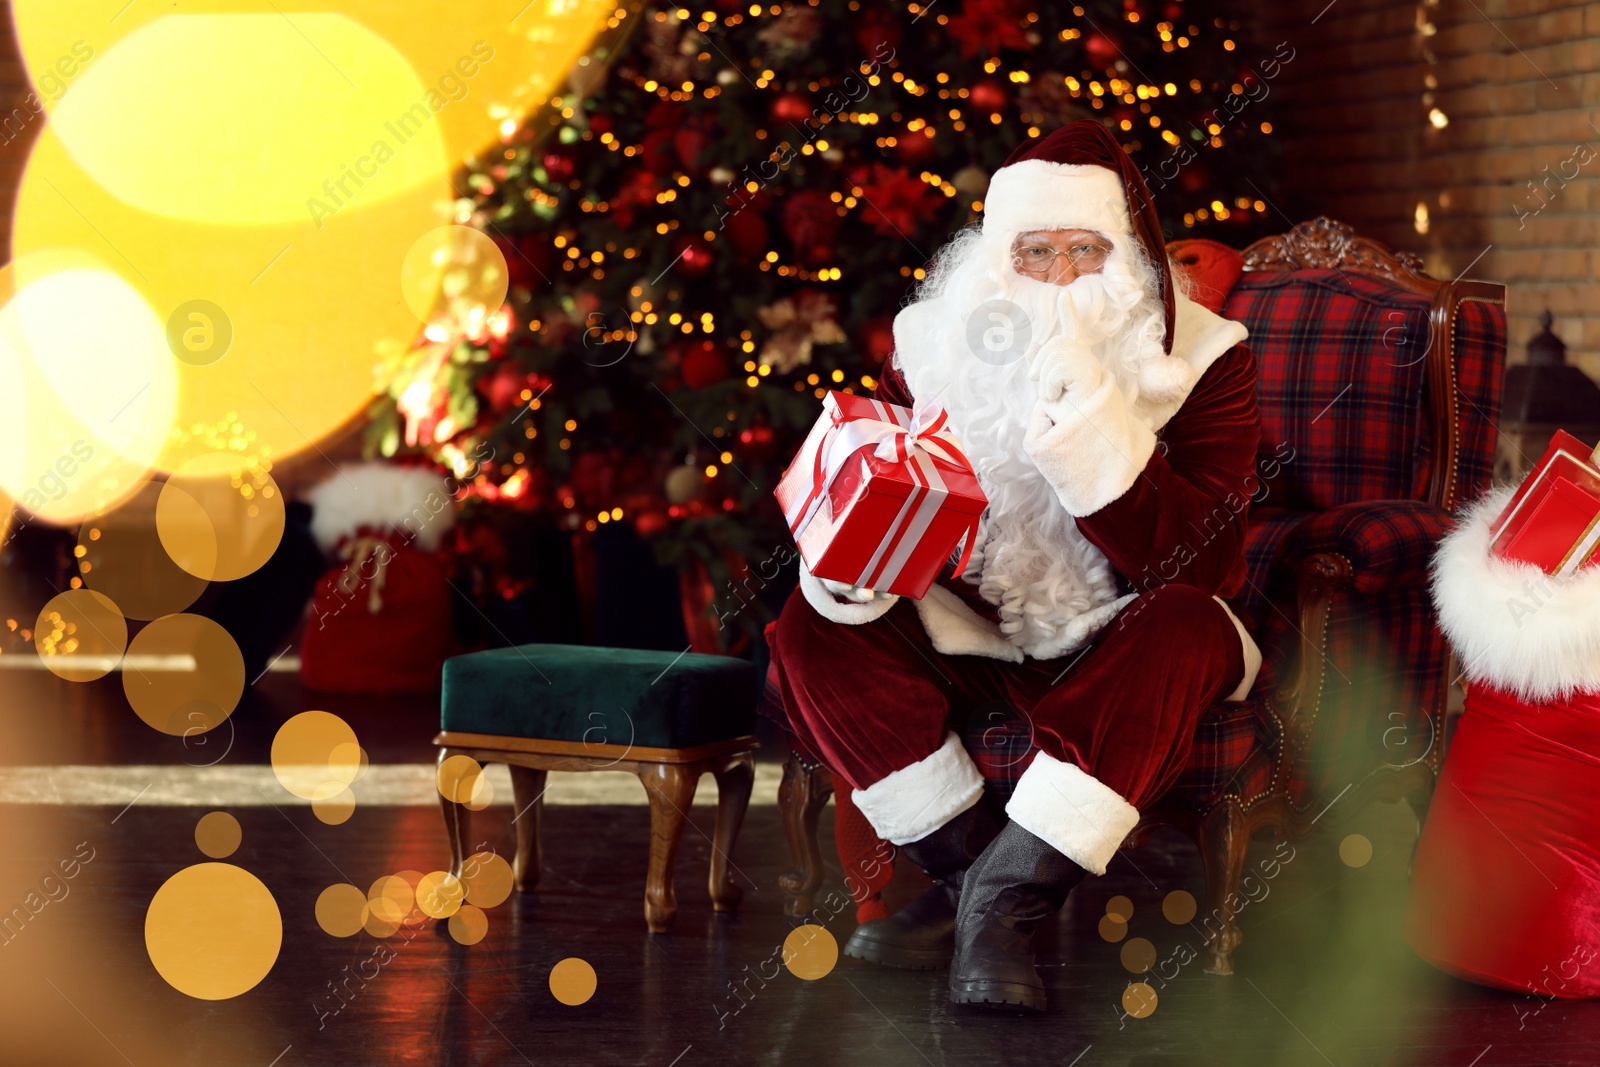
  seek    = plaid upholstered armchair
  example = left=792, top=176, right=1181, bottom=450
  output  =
left=761, top=217, right=1507, bottom=975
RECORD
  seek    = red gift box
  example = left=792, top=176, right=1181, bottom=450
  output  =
left=774, top=391, right=988, bottom=599
left=1489, top=429, right=1600, bottom=576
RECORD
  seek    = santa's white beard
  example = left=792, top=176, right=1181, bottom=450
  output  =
left=896, top=226, right=1166, bottom=657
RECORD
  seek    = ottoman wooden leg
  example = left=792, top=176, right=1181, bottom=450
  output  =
left=508, top=765, right=547, bottom=891
left=637, top=762, right=698, bottom=933
left=438, top=748, right=470, bottom=882
left=709, top=753, right=755, bottom=913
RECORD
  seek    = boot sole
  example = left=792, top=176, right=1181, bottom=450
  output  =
left=842, top=933, right=953, bottom=971
left=948, top=979, right=1046, bottom=1012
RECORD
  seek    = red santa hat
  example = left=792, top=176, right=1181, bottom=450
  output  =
left=984, top=119, right=1177, bottom=357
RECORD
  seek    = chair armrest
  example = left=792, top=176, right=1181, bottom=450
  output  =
left=1268, top=500, right=1450, bottom=754
left=1277, top=500, right=1451, bottom=597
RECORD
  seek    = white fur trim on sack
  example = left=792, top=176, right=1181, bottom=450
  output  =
left=983, top=159, right=1132, bottom=238
left=1004, top=750, right=1140, bottom=875
left=850, top=731, right=985, bottom=845
left=307, top=463, right=457, bottom=553
left=1431, top=483, right=1600, bottom=703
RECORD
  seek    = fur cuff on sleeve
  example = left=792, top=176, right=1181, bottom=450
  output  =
left=798, top=561, right=899, bottom=625
left=1004, top=750, right=1140, bottom=875
left=1022, top=371, right=1158, bottom=517
left=850, top=731, right=985, bottom=845
left=1431, top=484, right=1600, bottom=703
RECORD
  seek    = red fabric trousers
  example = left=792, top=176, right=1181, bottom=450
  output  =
left=771, top=581, right=1247, bottom=807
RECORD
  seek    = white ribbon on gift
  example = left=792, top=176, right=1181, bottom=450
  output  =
left=782, top=396, right=980, bottom=589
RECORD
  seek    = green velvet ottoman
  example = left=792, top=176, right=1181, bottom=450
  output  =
left=434, top=644, right=759, bottom=933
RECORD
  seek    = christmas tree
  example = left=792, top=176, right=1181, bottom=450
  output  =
left=370, top=0, right=1283, bottom=645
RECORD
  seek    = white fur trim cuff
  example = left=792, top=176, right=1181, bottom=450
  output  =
left=798, top=562, right=898, bottom=625
left=1214, top=595, right=1262, bottom=702
left=983, top=159, right=1132, bottom=238
left=1005, top=751, right=1140, bottom=875
left=850, top=731, right=985, bottom=845
left=1431, top=484, right=1600, bottom=703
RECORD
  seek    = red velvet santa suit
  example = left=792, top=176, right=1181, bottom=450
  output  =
left=770, top=124, right=1265, bottom=876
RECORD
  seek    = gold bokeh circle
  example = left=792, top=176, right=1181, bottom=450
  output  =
left=144, top=862, right=281, bottom=1000
left=33, top=588, right=126, bottom=681
left=122, top=613, right=243, bottom=736
left=549, top=958, right=597, bottom=1006
left=155, top=451, right=285, bottom=582
left=193, top=811, right=241, bottom=859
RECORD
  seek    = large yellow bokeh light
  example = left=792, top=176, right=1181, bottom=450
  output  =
left=15, top=2, right=622, bottom=167
left=0, top=253, right=176, bottom=522
left=14, top=122, right=449, bottom=471
left=49, top=15, right=451, bottom=225
left=8, top=2, right=620, bottom=472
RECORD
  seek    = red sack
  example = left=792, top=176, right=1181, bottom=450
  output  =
left=1417, top=482, right=1600, bottom=995
left=300, top=464, right=457, bottom=694
left=1406, top=683, right=1600, bottom=997
left=299, top=533, right=454, bottom=694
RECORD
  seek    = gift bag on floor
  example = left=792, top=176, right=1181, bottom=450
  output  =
left=1409, top=478, right=1600, bottom=996
left=300, top=464, right=456, bottom=694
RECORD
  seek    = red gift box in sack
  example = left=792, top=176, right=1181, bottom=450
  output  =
left=1488, top=429, right=1600, bottom=575
left=1409, top=480, right=1600, bottom=997
left=300, top=464, right=456, bottom=694
left=774, top=391, right=987, bottom=599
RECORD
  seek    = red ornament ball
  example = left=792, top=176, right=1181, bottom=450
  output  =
left=968, top=78, right=1008, bottom=115
left=724, top=207, right=770, bottom=261
left=737, top=421, right=777, bottom=463
left=1084, top=31, right=1120, bottom=69
left=673, top=234, right=715, bottom=278
left=859, top=314, right=896, bottom=363
left=770, top=91, right=813, bottom=125
left=680, top=340, right=730, bottom=389
left=633, top=507, right=670, bottom=538
left=782, top=189, right=842, bottom=266
left=542, top=149, right=576, bottom=183
left=897, top=126, right=938, bottom=164
left=1179, top=163, right=1209, bottom=194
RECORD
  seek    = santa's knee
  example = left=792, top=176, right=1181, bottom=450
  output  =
left=771, top=584, right=872, bottom=668
left=1112, top=582, right=1228, bottom=639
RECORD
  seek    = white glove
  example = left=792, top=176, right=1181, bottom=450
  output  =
left=819, top=577, right=880, bottom=604
left=1020, top=303, right=1156, bottom=516
left=1024, top=304, right=1106, bottom=404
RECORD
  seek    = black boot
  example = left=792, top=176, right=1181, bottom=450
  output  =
left=842, top=800, right=1002, bottom=971
left=948, top=822, right=1088, bottom=1011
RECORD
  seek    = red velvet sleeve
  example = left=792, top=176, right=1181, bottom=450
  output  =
left=1071, top=342, right=1263, bottom=599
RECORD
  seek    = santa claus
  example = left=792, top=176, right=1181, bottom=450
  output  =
left=770, top=120, right=1265, bottom=1011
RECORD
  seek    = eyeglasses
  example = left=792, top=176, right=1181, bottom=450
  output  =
left=1010, top=241, right=1112, bottom=278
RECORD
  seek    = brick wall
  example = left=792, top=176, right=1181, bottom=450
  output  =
left=1264, top=0, right=1600, bottom=381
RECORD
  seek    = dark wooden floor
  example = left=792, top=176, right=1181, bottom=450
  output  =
left=4, top=673, right=1599, bottom=1066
